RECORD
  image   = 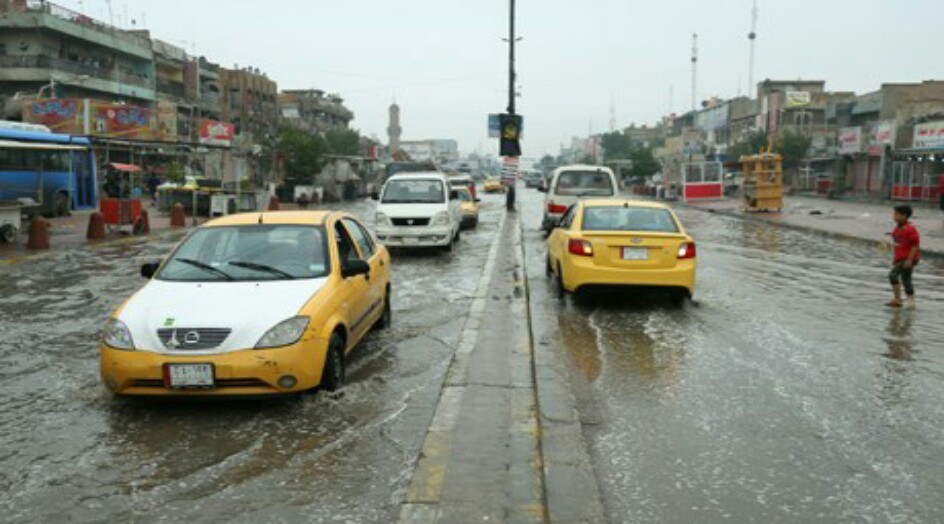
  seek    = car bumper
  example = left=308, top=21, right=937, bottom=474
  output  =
left=460, top=212, right=478, bottom=227
left=376, top=225, right=453, bottom=247
left=562, top=257, right=696, bottom=295
left=99, top=339, right=328, bottom=396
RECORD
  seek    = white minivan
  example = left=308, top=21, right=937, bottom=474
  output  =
left=373, top=172, right=462, bottom=250
left=541, top=165, right=620, bottom=231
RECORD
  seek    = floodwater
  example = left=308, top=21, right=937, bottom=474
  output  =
left=519, top=188, right=944, bottom=523
left=0, top=197, right=503, bottom=523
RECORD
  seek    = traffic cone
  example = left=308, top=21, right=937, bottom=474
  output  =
left=86, top=212, right=106, bottom=240
left=170, top=203, right=186, bottom=228
left=27, top=217, right=50, bottom=250
left=267, top=196, right=280, bottom=211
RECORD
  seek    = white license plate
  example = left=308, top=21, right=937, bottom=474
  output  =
left=403, top=237, right=418, bottom=245
left=164, top=363, right=215, bottom=388
left=622, top=247, right=649, bottom=261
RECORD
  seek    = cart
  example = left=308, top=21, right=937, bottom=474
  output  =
left=741, top=151, right=784, bottom=212
left=100, top=163, right=145, bottom=234
left=0, top=200, right=24, bottom=244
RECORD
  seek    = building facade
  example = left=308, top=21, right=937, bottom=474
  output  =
left=278, top=89, right=353, bottom=134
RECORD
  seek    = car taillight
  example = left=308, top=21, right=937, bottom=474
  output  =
left=568, top=239, right=594, bottom=257
left=677, top=242, right=697, bottom=259
left=548, top=202, right=568, bottom=214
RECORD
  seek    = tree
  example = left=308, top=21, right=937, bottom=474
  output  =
left=728, top=131, right=770, bottom=160
left=599, top=131, right=635, bottom=160
left=275, top=126, right=326, bottom=183
left=776, top=130, right=812, bottom=170
left=629, top=148, right=660, bottom=179
left=323, top=129, right=361, bottom=156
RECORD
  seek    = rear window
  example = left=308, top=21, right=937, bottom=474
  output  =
left=581, top=206, right=679, bottom=233
left=554, top=170, right=614, bottom=196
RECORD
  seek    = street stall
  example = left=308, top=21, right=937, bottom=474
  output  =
left=797, top=158, right=836, bottom=195
left=100, top=162, right=144, bottom=234
left=682, top=161, right=724, bottom=203
left=741, top=151, right=784, bottom=212
left=890, top=152, right=944, bottom=203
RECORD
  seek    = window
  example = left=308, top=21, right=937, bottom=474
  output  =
left=554, top=170, right=614, bottom=196
left=342, top=218, right=375, bottom=259
left=560, top=205, right=577, bottom=229
left=581, top=207, right=680, bottom=233
left=382, top=178, right=445, bottom=204
left=334, top=222, right=360, bottom=264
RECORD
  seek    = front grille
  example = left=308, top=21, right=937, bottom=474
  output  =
left=157, top=328, right=231, bottom=350
left=391, top=217, right=430, bottom=227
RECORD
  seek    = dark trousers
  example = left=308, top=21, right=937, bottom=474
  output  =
left=889, top=261, right=917, bottom=296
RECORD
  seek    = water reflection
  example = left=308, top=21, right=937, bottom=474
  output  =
left=882, top=309, right=915, bottom=362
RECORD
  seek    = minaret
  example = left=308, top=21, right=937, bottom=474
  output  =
left=387, top=100, right=402, bottom=153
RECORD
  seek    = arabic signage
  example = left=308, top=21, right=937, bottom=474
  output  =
left=866, top=120, right=897, bottom=156
left=92, top=102, right=157, bottom=140
left=838, top=126, right=863, bottom=154
left=785, top=91, right=811, bottom=108
left=199, top=119, right=235, bottom=146
left=913, top=121, right=944, bottom=149
left=24, top=98, right=84, bottom=134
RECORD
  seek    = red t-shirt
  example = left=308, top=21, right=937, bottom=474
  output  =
left=892, top=222, right=920, bottom=263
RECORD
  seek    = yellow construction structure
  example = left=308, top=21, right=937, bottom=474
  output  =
left=740, top=150, right=784, bottom=212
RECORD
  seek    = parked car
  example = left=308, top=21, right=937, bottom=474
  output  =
left=542, top=165, right=619, bottom=232
left=546, top=199, right=696, bottom=302
left=373, top=172, right=462, bottom=251
left=524, top=171, right=545, bottom=189
left=454, top=186, right=479, bottom=229
left=447, top=174, right=477, bottom=200
left=99, top=211, right=391, bottom=397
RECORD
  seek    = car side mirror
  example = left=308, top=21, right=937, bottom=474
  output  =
left=140, top=261, right=161, bottom=279
left=341, top=259, right=370, bottom=279
left=449, top=190, right=459, bottom=200
left=370, top=192, right=380, bottom=201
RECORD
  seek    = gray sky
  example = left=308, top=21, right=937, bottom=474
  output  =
left=60, top=0, right=943, bottom=157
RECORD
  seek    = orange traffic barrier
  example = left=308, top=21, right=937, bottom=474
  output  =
left=267, top=196, right=280, bottom=211
left=170, top=203, right=186, bottom=228
left=86, top=212, right=106, bottom=240
left=137, top=209, right=151, bottom=235
left=27, top=217, right=50, bottom=250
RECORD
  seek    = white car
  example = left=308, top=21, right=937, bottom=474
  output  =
left=373, top=172, right=462, bottom=251
left=541, top=165, right=619, bottom=232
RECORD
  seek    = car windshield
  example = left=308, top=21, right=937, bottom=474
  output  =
left=554, top=171, right=615, bottom=196
left=581, top=206, right=680, bottom=233
left=382, top=179, right=445, bottom=203
left=158, top=225, right=329, bottom=281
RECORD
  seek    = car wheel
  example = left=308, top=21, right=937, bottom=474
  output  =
left=375, top=289, right=391, bottom=330
left=55, top=192, right=70, bottom=217
left=455, top=228, right=461, bottom=242
left=444, top=235, right=454, bottom=253
left=545, top=255, right=553, bottom=277
left=557, top=263, right=566, bottom=299
left=320, top=333, right=346, bottom=392
left=0, top=225, right=15, bottom=244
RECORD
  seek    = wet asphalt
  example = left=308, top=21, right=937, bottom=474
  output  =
left=1, top=188, right=943, bottom=523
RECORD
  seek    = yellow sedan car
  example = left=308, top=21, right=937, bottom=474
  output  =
left=546, top=199, right=696, bottom=300
left=484, top=177, right=505, bottom=193
left=455, top=186, right=479, bottom=229
left=100, top=211, right=391, bottom=397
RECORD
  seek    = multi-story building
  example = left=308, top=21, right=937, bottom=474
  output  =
left=221, top=66, right=278, bottom=143
left=278, top=89, right=353, bottom=133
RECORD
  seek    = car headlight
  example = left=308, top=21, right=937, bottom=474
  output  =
left=431, top=211, right=450, bottom=225
left=375, top=212, right=388, bottom=225
left=255, top=316, right=310, bottom=349
left=103, top=318, right=135, bottom=350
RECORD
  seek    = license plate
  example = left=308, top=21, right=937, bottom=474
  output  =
left=164, top=363, right=215, bottom=388
left=403, top=237, right=418, bottom=245
left=622, top=247, right=648, bottom=261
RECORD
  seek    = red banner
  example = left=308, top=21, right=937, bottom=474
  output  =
left=199, top=120, right=235, bottom=146
left=23, top=99, right=84, bottom=134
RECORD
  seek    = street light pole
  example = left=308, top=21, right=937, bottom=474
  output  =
left=507, top=0, right=516, bottom=115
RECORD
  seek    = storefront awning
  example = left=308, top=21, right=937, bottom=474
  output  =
left=108, top=162, right=143, bottom=173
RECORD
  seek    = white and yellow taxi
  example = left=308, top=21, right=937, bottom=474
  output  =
left=546, top=199, right=696, bottom=300
left=454, top=186, right=479, bottom=229
left=100, top=211, right=391, bottom=397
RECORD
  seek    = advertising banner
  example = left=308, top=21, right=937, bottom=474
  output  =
left=785, top=91, right=812, bottom=108
left=23, top=99, right=84, bottom=134
left=156, top=101, right=178, bottom=142
left=866, top=120, right=897, bottom=156
left=913, top=121, right=944, bottom=149
left=199, top=120, right=235, bottom=146
left=92, top=102, right=157, bottom=140
left=838, top=127, right=863, bottom=154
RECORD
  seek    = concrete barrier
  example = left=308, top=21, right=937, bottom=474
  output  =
left=86, top=212, right=106, bottom=240
left=267, top=196, right=280, bottom=211
left=27, top=218, right=50, bottom=250
left=170, top=203, right=186, bottom=228
left=138, top=209, right=151, bottom=235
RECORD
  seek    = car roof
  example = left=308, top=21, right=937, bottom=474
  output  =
left=203, top=210, right=345, bottom=227
left=580, top=199, right=673, bottom=210
left=554, top=164, right=615, bottom=175
left=386, top=171, right=447, bottom=181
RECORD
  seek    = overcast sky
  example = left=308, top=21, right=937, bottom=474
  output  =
left=59, top=0, right=943, bottom=157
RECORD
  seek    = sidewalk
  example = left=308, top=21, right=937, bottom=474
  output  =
left=687, top=195, right=944, bottom=257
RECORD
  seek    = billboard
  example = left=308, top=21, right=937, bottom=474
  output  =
left=92, top=102, right=157, bottom=140
left=199, top=120, right=235, bottom=146
left=838, top=127, right=863, bottom=154
left=156, top=101, right=178, bottom=142
left=23, top=99, right=84, bottom=134
left=785, top=91, right=812, bottom=108
left=866, top=120, right=897, bottom=155
left=913, top=121, right=944, bottom=149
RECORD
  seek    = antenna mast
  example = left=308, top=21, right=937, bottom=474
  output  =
left=690, top=33, right=698, bottom=111
left=748, top=0, right=758, bottom=97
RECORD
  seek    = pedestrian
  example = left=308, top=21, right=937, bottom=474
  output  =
left=886, top=204, right=920, bottom=308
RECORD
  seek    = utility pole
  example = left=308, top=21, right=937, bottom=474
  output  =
left=691, top=33, right=698, bottom=112
left=507, top=0, right=517, bottom=115
left=748, top=0, right=758, bottom=97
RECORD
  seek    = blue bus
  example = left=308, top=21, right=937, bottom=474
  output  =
left=0, top=125, right=98, bottom=216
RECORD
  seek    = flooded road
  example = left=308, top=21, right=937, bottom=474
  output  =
left=0, top=198, right=503, bottom=523
left=520, top=189, right=944, bottom=523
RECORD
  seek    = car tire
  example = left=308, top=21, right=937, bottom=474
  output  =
left=0, top=225, right=15, bottom=244
left=556, top=263, right=566, bottom=299
left=320, top=333, right=346, bottom=392
left=55, top=192, right=70, bottom=217
left=454, top=228, right=461, bottom=242
left=545, top=255, right=553, bottom=277
left=375, top=289, right=392, bottom=330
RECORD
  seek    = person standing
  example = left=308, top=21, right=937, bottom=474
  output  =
left=887, top=205, right=921, bottom=308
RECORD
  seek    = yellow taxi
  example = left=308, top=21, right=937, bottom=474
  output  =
left=454, top=186, right=479, bottom=229
left=546, top=199, right=696, bottom=300
left=484, top=177, right=505, bottom=193
left=100, top=211, right=391, bottom=397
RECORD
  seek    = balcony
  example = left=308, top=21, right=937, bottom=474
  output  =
left=0, top=54, right=155, bottom=100
left=156, top=80, right=187, bottom=100
left=15, top=1, right=151, bottom=55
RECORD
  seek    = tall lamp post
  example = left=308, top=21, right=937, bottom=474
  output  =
left=507, top=0, right=517, bottom=115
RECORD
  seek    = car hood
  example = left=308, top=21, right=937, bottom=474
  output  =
left=378, top=203, right=448, bottom=218
left=118, top=278, right=327, bottom=353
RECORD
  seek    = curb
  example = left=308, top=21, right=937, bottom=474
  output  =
left=0, top=227, right=189, bottom=266
left=686, top=205, right=944, bottom=260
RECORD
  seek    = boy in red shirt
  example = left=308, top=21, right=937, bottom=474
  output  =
left=887, top=205, right=920, bottom=308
